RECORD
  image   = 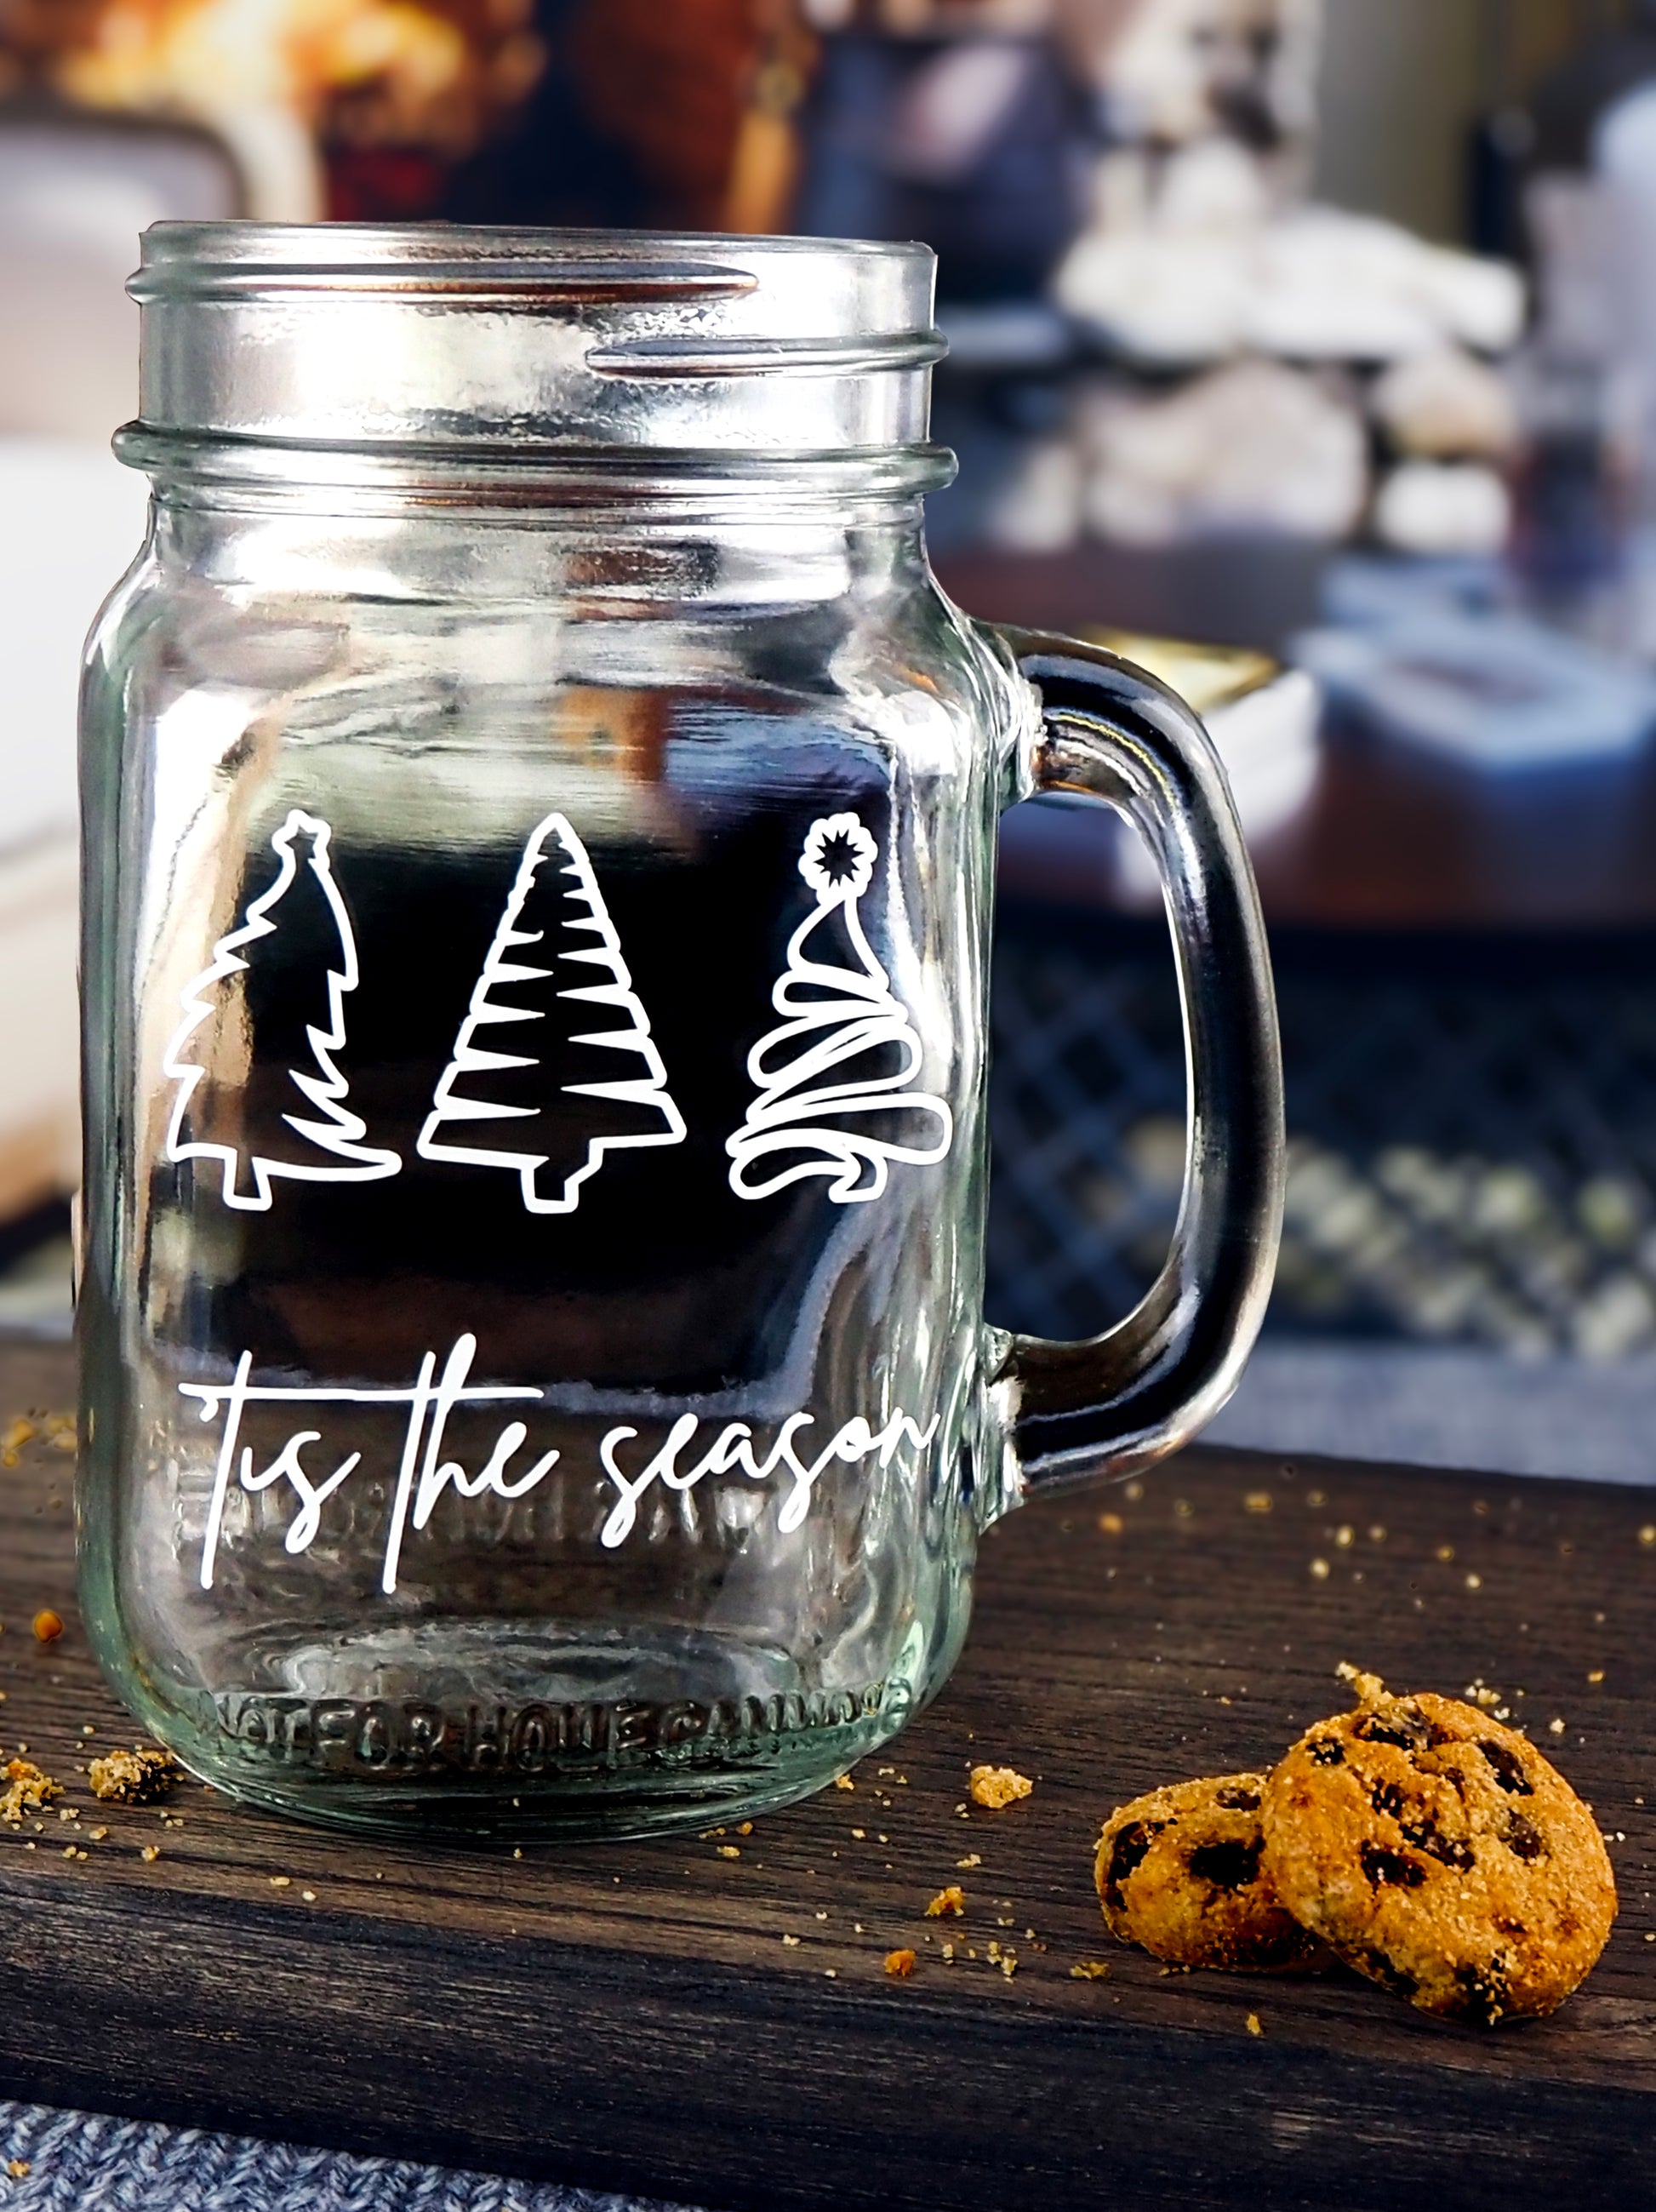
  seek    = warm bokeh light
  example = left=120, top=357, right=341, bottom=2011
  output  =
left=8, top=0, right=544, bottom=215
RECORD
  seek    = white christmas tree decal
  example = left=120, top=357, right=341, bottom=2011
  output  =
left=418, top=812, right=686, bottom=1212
left=727, top=812, right=952, bottom=1205
left=163, top=809, right=402, bottom=1211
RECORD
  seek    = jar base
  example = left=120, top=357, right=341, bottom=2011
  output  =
left=111, top=1614, right=920, bottom=1840
left=162, top=1711, right=904, bottom=1842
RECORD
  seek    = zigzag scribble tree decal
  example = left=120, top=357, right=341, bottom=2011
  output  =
left=418, top=812, right=685, bottom=1213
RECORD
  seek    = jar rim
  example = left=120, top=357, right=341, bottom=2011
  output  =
left=128, top=222, right=945, bottom=462
left=132, top=221, right=933, bottom=294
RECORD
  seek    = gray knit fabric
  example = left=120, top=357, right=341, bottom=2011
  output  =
left=1208, top=1340, right=1656, bottom=1485
left=0, top=2101, right=703, bottom=2212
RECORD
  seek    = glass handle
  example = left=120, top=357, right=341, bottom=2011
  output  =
left=993, top=627, right=1285, bottom=1494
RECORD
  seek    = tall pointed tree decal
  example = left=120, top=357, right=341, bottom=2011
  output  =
left=727, top=812, right=953, bottom=1205
left=419, top=812, right=685, bottom=1213
left=163, top=809, right=402, bottom=1211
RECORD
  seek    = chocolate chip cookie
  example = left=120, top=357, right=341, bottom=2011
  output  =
left=1095, top=1771, right=1330, bottom=1972
left=1261, top=1672, right=1617, bottom=2023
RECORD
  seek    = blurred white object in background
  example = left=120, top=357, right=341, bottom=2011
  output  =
left=1018, top=633, right=1322, bottom=905
left=0, top=837, right=83, bottom=1220
left=1369, top=347, right=1519, bottom=461
left=983, top=436, right=1087, bottom=552
left=1294, top=613, right=1656, bottom=771
left=0, top=440, right=151, bottom=848
left=1112, top=660, right=1321, bottom=902
left=1056, top=202, right=1525, bottom=369
left=1258, top=211, right=1524, bottom=360
left=1059, top=0, right=1323, bottom=159
left=1371, top=461, right=1513, bottom=558
left=1056, top=225, right=1253, bottom=364
left=1154, top=133, right=1271, bottom=228
left=0, top=114, right=238, bottom=441
left=1595, top=82, right=1656, bottom=666
left=1596, top=81, right=1656, bottom=437
left=0, top=438, right=150, bottom=1220
left=1077, top=357, right=1367, bottom=545
left=0, top=110, right=234, bottom=1229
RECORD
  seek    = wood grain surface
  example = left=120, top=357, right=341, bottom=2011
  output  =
left=1, top=1335, right=1654, bottom=2210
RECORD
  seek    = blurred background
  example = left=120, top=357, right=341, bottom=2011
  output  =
left=9, top=0, right=1656, bottom=1478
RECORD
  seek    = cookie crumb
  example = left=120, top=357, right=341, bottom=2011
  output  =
left=925, top=1884, right=966, bottom=1918
left=834, top=1775, right=855, bottom=1792
left=884, top=1948, right=916, bottom=1978
left=140, top=1844, right=160, bottom=1862
left=1243, top=1491, right=1272, bottom=1514
left=89, top=1746, right=180, bottom=1804
left=717, top=1844, right=740, bottom=1860
left=968, top=1764, right=1033, bottom=1809
left=1550, top=1718, right=1567, bottom=1735
left=1309, top=1558, right=1329, bottom=1580
left=0, top=1760, right=60, bottom=1825
left=1334, top=1662, right=1388, bottom=1705
left=1070, top=1959, right=1111, bottom=1980
left=31, top=1610, right=62, bottom=1644
left=956, top=1853, right=981, bottom=1869
left=1246, top=2011, right=1263, bottom=2038
left=1098, top=1512, right=1124, bottom=1535
left=7, top=2159, right=30, bottom=2179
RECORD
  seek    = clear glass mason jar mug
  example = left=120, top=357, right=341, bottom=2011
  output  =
left=78, top=226, right=1283, bottom=1838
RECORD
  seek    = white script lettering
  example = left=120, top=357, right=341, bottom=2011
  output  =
left=179, top=1336, right=939, bottom=1593
left=597, top=1407, right=940, bottom=1548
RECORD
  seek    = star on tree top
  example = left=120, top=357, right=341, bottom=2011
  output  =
left=799, top=812, right=876, bottom=900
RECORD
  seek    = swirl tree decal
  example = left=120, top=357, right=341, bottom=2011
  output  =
left=727, top=812, right=952, bottom=1205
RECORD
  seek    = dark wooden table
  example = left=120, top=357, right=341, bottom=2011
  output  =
left=937, top=546, right=1656, bottom=933
left=3, top=1335, right=1655, bottom=2211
